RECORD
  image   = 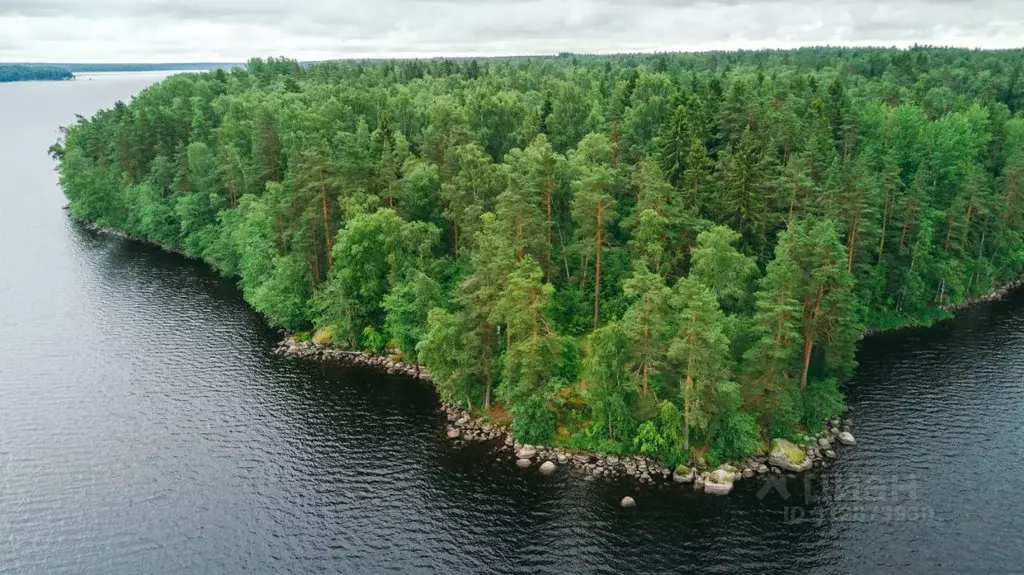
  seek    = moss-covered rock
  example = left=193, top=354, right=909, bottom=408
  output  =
left=672, top=464, right=694, bottom=483
left=312, top=325, right=337, bottom=345
left=769, top=438, right=812, bottom=472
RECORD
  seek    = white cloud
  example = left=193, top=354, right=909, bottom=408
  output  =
left=0, top=0, right=1020, bottom=62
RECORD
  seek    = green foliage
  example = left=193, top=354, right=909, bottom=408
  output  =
left=361, top=325, right=387, bottom=355
left=633, top=400, right=687, bottom=466
left=668, top=277, right=733, bottom=451
left=509, top=393, right=557, bottom=445
left=765, top=385, right=803, bottom=441
left=382, top=271, right=444, bottom=361
left=690, top=225, right=758, bottom=311
left=803, top=378, right=845, bottom=433
left=582, top=324, right=637, bottom=443
left=710, top=382, right=763, bottom=460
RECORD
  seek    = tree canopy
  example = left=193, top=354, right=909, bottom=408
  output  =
left=54, top=47, right=1024, bottom=465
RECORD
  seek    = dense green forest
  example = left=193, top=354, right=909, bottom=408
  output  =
left=53, top=47, right=1024, bottom=466
left=0, top=64, right=73, bottom=82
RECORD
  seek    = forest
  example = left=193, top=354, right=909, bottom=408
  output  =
left=52, top=47, right=1024, bottom=467
left=0, top=64, right=73, bottom=83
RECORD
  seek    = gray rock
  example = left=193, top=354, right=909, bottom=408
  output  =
left=516, top=445, right=537, bottom=459
left=838, top=431, right=856, bottom=446
left=757, top=463, right=769, bottom=474
left=516, top=458, right=532, bottom=468
left=672, top=467, right=694, bottom=483
left=824, top=449, right=837, bottom=459
left=446, top=428, right=460, bottom=439
left=818, top=437, right=832, bottom=450
left=768, top=438, right=813, bottom=472
left=742, top=468, right=755, bottom=479
left=557, top=454, right=568, bottom=465
left=621, top=496, right=636, bottom=508
left=539, top=461, right=557, bottom=475
left=704, top=476, right=734, bottom=495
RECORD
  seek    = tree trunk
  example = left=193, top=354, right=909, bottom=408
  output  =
left=846, top=215, right=859, bottom=273
left=641, top=325, right=649, bottom=397
left=800, top=336, right=813, bottom=394
left=483, top=328, right=493, bottom=409
left=877, top=193, right=890, bottom=263
left=320, top=169, right=333, bottom=268
left=594, top=201, right=603, bottom=329
left=900, top=197, right=916, bottom=249
left=800, top=285, right=824, bottom=393
left=545, top=175, right=554, bottom=245
left=683, top=374, right=692, bottom=453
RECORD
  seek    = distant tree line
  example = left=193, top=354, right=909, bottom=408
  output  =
left=0, top=65, right=73, bottom=83
left=52, top=47, right=1024, bottom=466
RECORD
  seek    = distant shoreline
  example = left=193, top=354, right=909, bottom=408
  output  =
left=0, top=64, right=74, bottom=83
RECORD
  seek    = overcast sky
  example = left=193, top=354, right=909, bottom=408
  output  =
left=0, top=0, right=1020, bottom=63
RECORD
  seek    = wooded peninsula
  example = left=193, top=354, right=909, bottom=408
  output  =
left=52, top=47, right=1024, bottom=469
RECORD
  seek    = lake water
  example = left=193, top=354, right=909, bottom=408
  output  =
left=1, top=72, right=1022, bottom=574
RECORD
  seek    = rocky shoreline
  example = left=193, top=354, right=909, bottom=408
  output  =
left=275, top=336, right=857, bottom=499
left=943, top=277, right=1024, bottom=313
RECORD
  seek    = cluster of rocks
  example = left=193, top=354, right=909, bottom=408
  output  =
left=441, top=401, right=678, bottom=482
left=275, top=337, right=433, bottom=382
left=276, top=334, right=858, bottom=499
left=441, top=402, right=510, bottom=443
left=443, top=395, right=863, bottom=499
left=678, top=416, right=857, bottom=496
left=944, top=277, right=1024, bottom=313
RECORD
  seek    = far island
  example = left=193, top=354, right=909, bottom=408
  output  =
left=0, top=64, right=74, bottom=83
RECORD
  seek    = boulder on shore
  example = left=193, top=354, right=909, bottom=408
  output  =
left=516, top=458, right=532, bottom=469
left=672, top=465, right=694, bottom=483
left=539, top=461, right=557, bottom=475
left=621, top=496, right=636, bottom=508
left=516, top=445, right=537, bottom=459
left=704, top=467, right=736, bottom=495
left=768, top=438, right=813, bottom=472
left=838, top=431, right=856, bottom=446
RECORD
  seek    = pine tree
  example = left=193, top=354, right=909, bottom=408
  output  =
left=570, top=133, right=619, bottom=328
left=621, top=264, right=671, bottom=397
left=668, top=277, right=732, bottom=454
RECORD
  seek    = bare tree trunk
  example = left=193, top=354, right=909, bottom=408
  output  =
left=594, top=201, right=603, bottom=329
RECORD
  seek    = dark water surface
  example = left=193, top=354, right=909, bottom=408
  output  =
left=1, top=73, right=1022, bottom=574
